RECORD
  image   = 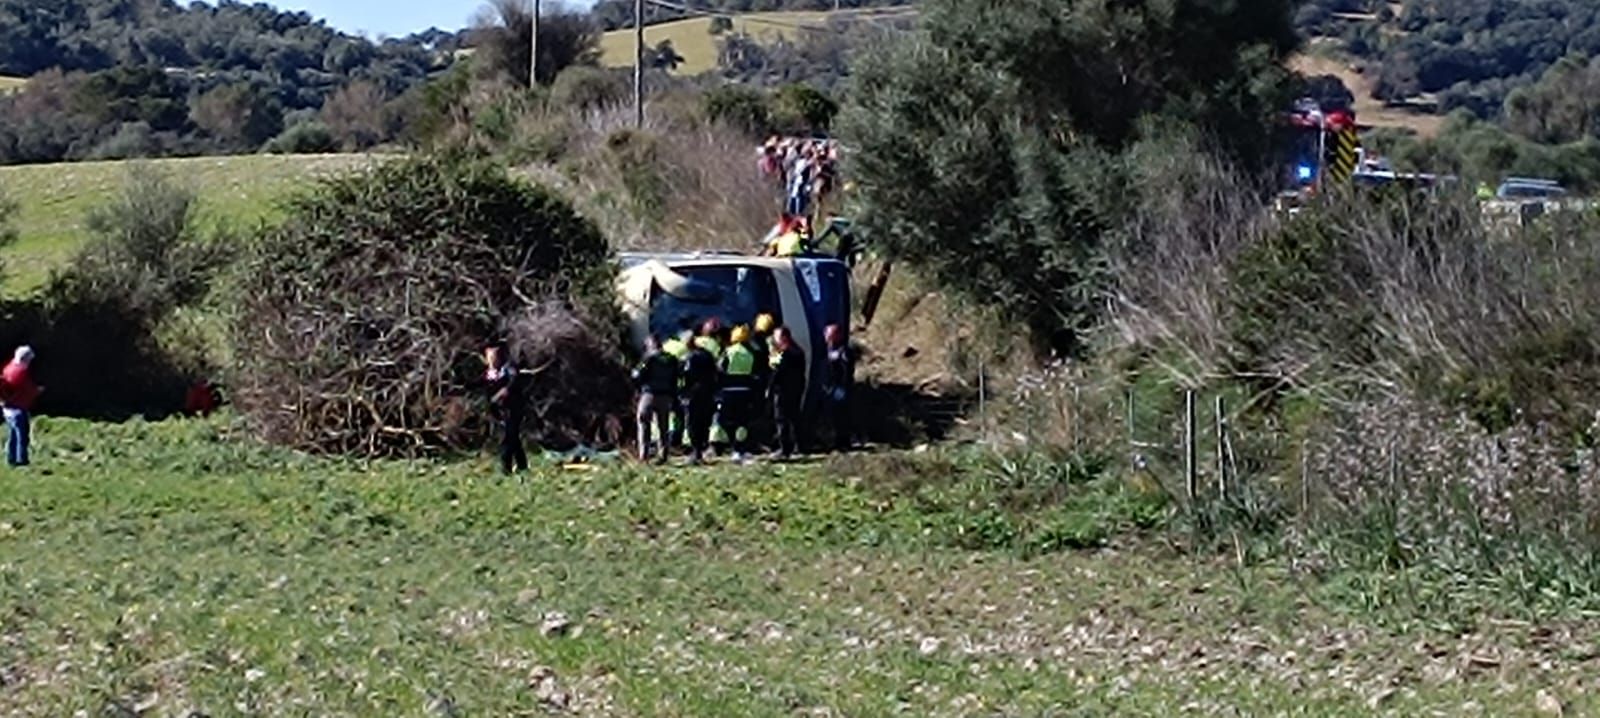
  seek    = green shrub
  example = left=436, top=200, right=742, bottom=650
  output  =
left=8, top=166, right=226, bottom=418
left=604, top=129, right=669, bottom=225
left=87, top=121, right=161, bottom=160
left=1226, top=209, right=1375, bottom=377
left=550, top=65, right=627, bottom=112
left=770, top=84, right=836, bottom=134
left=702, top=84, right=770, bottom=136
left=262, top=121, right=337, bottom=154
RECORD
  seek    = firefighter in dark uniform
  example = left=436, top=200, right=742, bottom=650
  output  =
left=632, top=335, right=680, bottom=464
left=767, top=326, right=806, bottom=460
left=681, top=335, right=721, bottom=464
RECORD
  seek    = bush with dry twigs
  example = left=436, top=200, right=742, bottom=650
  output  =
left=1100, top=135, right=1600, bottom=597
left=227, top=155, right=621, bottom=458
left=1112, top=140, right=1600, bottom=433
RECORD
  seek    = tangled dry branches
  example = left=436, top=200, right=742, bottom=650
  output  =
left=229, top=156, right=620, bottom=457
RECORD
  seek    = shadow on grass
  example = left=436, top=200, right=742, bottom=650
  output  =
left=0, top=298, right=196, bottom=421
left=850, top=381, right=973, bottom=449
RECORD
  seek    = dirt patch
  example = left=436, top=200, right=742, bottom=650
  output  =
left=1291, top=53, right=1444, bottom=138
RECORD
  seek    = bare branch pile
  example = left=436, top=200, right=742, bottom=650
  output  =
left=505, top=301, right=632, bottom=450
left=228, top=156, right=620, bottom=457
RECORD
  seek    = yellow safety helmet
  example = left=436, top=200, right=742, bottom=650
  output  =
left=731, top=326, right=751, bottom=344
left=754, top=313, right=776, bottom=334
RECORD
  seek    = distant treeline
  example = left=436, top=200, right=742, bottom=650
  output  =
left=1298, top=0, right=1600, bottom=119
left=0, top=0, right=467, bottom=164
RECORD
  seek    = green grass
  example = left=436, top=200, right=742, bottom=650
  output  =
left=600, top=7, right=916, bottom=76
left=0, top=154, right=372, bottom=294
left=1, top=418, right=1595, bottom=715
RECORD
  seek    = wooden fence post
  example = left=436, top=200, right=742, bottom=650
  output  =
left=1184, top=390, right=1198, bottom=503
left=1215, top=395, right=1227, bottom=503
left=1300, top=440, right=1311, bottom=521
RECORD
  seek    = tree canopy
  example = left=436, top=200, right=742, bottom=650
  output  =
left=842, top=0, right=1299, bottom=355
left=0, top=0, right=459, bottom=164
left=1297, top=0, right=1600, bottom=119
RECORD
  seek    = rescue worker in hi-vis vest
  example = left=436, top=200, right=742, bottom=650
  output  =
left=660, top=329, right=692, bottom=448
left=719, top=325, right=759, bottom=463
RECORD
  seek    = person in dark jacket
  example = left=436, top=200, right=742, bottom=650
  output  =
left=746, top=313, right=776, bottom=448
left=767, top=326, right=806, bottom=459
left=484, top=342, right=527, bottom=475
left=681, top=338, right=721, bottom=464
left=823, top=324, right=858, bottom=452
left=633, top=335, right=680, bottom=464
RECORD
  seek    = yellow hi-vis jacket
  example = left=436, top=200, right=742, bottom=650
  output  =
left=694, top=335, right=723, bottom=359
left=721, top=343, right=756, bottom=389
left=774, top=231, right=806, bottom=257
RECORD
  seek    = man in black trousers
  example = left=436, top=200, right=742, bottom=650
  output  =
left=681, top=336, right=721, bottom=465
left=767, top=326, right=806, bottom=460
left=484, top=342, right=528, bottom=474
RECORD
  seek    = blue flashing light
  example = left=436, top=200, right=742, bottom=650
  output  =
left=1296, top=164, right=1315, bottom=182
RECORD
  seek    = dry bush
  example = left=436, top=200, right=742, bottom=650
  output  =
left=228, top=155, right=619, bottom=457
left=1306, top=392, right=1600, bottom=572
left=1105, top=136, right=1280, bottom=384
left=1108, top=137, right=1600, bottom=431
left=504, top=302, right=632, bottom=449
left=518, top=101, right=778, bottom=252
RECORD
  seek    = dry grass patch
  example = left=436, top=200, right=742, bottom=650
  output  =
left=1290, top=53, right=1444, bottom=138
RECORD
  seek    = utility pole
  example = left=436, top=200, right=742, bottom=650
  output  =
left=634, top=0, right=645, bottom=127
left=529, top=0, right=540, bottom=87
left=1315, top=110, right=1327, bottom=191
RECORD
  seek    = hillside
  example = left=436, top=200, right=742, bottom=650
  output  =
left=1290, top=52, right=1443, bottom=137
left=0, top=0, right=450, bottom=165
left=0, top=154, right=372, bottom=293
left=0, top=75, right=22, bottom=93
left=599, top=7, right=915, bottom=76
left=1299, top=0, right=1600, bottom=120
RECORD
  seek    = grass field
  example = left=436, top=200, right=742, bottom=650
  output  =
left=2, top=418, right=1596, bottom=715
left=0, top=154, right=371, bottom=294
left=600, top=7, right=914, bottom=76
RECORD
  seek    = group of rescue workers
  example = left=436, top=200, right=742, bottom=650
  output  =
left=631, top=313, right=855, bottom=465
left=756, top=136, right=851, bottom=260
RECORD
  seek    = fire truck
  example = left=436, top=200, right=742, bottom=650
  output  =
left=1283, top=98, right=1361, bottom=191
left=1280, top=99, right=1451, bottom=204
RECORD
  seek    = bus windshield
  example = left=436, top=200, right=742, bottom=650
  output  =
left=649, top=266, right=781, bottom=339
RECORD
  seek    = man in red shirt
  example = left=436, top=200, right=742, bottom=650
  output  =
left=1, top=345, right=42, bottom=467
